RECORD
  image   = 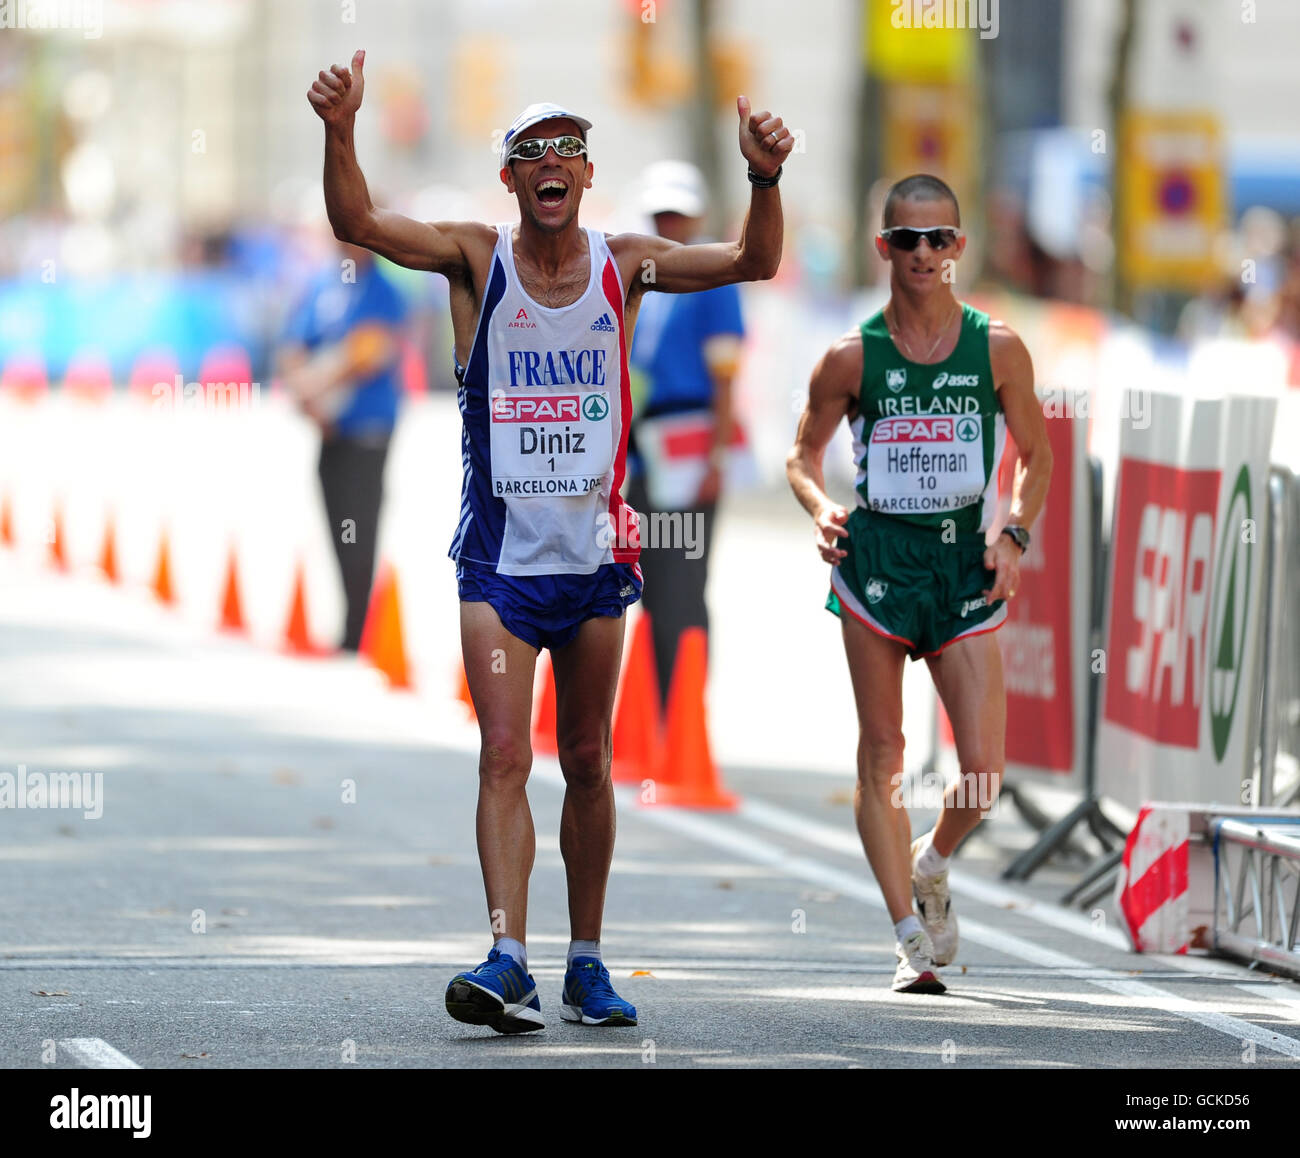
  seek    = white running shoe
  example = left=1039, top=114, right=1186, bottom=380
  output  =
left=911, top=836, right=959, bottom=966
left=892, top=930, right=946, bottom=994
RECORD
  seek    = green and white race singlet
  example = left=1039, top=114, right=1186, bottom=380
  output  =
left=851, top=303, right=1004, bottom=534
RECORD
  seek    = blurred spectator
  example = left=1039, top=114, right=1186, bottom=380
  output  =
left=625, top=162, right=744, bottom=706
left=1270, top=235, right=1300, bottom=343
left=278, top=241, right=409, bottom=652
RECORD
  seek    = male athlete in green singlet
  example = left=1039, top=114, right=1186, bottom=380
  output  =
left=787, top=175, right=1052, bottom=993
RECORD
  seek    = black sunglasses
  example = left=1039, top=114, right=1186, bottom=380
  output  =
left=880, top=227, right=964, bottom=251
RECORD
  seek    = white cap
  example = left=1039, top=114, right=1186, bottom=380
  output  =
left=500, top=103, right=593, bottom=169
left=639, top=160, right=708, bottom=219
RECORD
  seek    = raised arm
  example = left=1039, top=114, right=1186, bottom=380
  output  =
left=615, top=96, right=795, bottom=295
left=787, top=331, right=861, bottom=563
left=309, top=50, right=479, bottom=276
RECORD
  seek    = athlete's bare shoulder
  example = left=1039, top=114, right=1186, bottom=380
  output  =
left=806, top=327, right=864, bottom=418
left=605, top=231, right=659, bottom=295
left=986, top=317, right=1034, bottom=392
left=433, top=220, right=499, bottom=282
left=444, top=220, right=500, bottom=246
left=604, top=230, right=646, bottom=254
left=819, top=328, right=865, bottom=389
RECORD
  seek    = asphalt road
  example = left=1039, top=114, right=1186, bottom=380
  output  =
left=3, top=556, right=1299, bottom=1073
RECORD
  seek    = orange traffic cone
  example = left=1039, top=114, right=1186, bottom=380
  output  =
left=50, top=502, right=68, bottom=571
left=219, top=546, right=244, bottom=632
left=1, top=492, right=14, bottom=547
left=359, top=564, right=412, bottom=689
left=99, top=515, right=119, bottom=583
left=641, top=628, right=736, bottom=810
left=612, top=612, right=661, bottom=784
left=151, top=529, right=175, bottom=604
left=532, top=652, right=558, bottom=755
left=282, top=561, right=320, bottom=655
left=455, top=662, right=477, bottom=720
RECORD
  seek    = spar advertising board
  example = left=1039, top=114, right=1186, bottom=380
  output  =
left=1097, top=390, right=1277, bottom=810
left=997, top=406, right=1090, bottom=780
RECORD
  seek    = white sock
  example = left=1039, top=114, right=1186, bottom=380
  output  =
left=916, top=833, right=950, bottom=876
left=567, top=939, right=601, bottom=967
left=894, top=915, right=924, bottom=942
left=494, top=937, right=527, bottom=969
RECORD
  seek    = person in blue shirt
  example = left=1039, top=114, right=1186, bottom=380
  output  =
left=280, top=240, right=410, bottom=651
left=626, top=162, right=745, bottom=705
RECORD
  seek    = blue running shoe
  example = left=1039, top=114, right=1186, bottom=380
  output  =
left=560, top=956, right=638, bottom=1026
left=445, top=948, right=544, bottom=1034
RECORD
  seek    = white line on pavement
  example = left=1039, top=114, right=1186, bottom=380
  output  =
left=57, top=1038, right=141, bottom=1069
left=738, top=795, right=1289, bottom=993
left=739, top=796, right=1133, bottom=950
left=602, top=784, right=1300, bottom=1060
left=1236, top=985, right=1300, bottom=1019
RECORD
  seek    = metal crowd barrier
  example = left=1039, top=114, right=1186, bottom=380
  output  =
left=1005, top=461, right=1300, bottom=918
left=1260, top=466, right=1300, bottom=809
left=1211, top=815, right=1300, bottom=979
left=1002, top=456, right=1128, bottom=889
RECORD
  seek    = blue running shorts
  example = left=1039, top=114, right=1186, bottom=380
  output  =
left=456, top=560, right=643, bottom=651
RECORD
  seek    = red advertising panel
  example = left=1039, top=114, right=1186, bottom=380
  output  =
left=998, top=414, right=1076, bottom=772
left=1103, top=460, right=1220, bottom=748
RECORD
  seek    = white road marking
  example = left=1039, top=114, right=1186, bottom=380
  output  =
left=57, top=1038, right=141, bottom=1069
left=1236, top=984, right=1300, bottom=1019
left=739, top=796, right=1132, bottom=950
left=602, top=784, right=1300, bottom=1059
left=738, top=795, right=1290, bottom=993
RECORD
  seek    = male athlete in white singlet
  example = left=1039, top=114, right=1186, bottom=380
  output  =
left=310, top=50, right=795, bottom=1032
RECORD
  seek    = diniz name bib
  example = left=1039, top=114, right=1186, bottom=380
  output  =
left=490, top=389, right=614, bottom=496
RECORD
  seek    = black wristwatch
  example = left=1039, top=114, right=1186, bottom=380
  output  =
left=1001, top=524, right=1030, bottom=553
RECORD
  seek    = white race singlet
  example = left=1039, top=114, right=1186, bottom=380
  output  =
left=448, top=226, right=640, bottom=575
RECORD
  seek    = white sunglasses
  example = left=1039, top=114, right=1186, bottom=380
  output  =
left=505, top=134, right=588, bottom=163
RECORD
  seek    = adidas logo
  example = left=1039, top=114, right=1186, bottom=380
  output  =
left=590, top=312, right=617, bottom=332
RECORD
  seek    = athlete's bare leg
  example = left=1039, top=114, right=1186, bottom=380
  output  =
left=461, top=600, right=541, bottom=949
left=551, top=612, right=626, bottom=942
left=841, top=612, right=916, bottom=923
left=924, top=630, right=1006, bottom=857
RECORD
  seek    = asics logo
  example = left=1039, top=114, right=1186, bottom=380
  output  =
left=932, top=372, right=979, bottom=389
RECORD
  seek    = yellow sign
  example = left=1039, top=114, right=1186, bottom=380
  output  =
left=1120, top=111, right=1228, bottom=291
left=864, top=0, right=973, bottom=83
left=881, top=83, right=973, bottom=210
